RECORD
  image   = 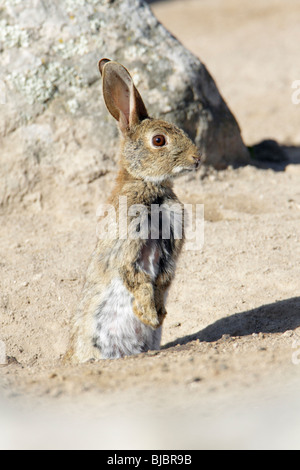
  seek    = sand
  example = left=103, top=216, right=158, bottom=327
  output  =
left=0, top=0, right=300, bottom=450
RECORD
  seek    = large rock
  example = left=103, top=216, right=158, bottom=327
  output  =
left=0, top=0, right=249, bottom=210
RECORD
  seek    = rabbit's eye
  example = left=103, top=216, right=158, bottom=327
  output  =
left=152, top=135, right=166, bottom=147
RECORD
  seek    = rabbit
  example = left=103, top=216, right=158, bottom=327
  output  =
left=65, top=59, right=201, bottom=362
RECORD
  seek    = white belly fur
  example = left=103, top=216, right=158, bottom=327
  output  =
left=93, top=277, right=162, bottom=359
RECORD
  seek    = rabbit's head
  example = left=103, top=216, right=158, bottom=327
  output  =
left=99, top=59, right=201, bottom=183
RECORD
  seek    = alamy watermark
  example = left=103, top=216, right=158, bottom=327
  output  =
left=292, top=337, right=300, bottom=365
left=96, top=196, right=204, bottom=251
left=291, top=80, right=300, bottom=105
left=0, top=80, right=6, bottom=105
left=0, top=340, right=7, bottom=365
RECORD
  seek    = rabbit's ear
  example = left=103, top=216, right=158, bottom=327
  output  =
left=98, top=59, right=148, bottom=133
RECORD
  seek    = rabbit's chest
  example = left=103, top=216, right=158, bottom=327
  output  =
left=137, top=202, right=183, bottom=280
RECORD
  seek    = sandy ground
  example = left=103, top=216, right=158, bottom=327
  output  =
left=1, top=0, right=300, bottom=450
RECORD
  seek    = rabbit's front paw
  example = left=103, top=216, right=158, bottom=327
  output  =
left=133, top=300, right=160, bottom=329
left=157, top=305, right=167, bottom=326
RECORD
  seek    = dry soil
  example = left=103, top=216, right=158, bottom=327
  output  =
left=0, top=0, right=300, bottom=450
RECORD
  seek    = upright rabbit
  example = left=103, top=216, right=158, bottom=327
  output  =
left=65, top=59, right=201, bottom=362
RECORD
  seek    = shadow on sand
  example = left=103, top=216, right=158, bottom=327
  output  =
left=163, top=297, right=300, bottom=349
left=247, top=140, right=300, bottom=171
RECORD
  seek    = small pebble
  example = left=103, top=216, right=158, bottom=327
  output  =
left=218, top=334, right=231, bottom=343
left=147, top=350, right=160, bottom=357
left=282, top=330, right=294, bottom=338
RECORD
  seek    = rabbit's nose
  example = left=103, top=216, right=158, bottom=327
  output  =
left=193, top=155, right=202, bottom=169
